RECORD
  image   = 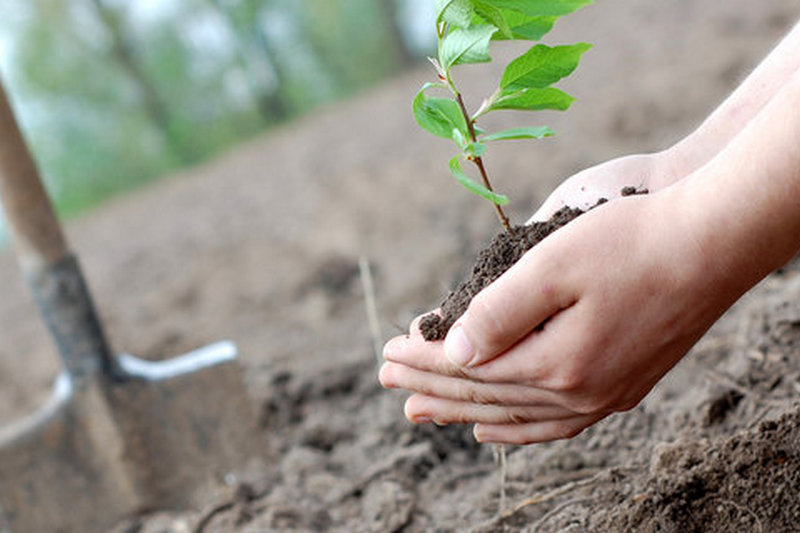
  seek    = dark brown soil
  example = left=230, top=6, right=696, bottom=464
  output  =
left=421, top=187, right=645, bottom=341
left=420, top=205, right=585, bottom=341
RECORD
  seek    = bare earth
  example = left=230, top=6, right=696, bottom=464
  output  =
left=1, top=1, right=799, bottom=531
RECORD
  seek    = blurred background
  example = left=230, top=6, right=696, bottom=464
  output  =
left=0, top=0, right=435, bottom=239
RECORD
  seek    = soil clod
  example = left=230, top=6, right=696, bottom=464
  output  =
left=421, top=188, right=649, bottom=341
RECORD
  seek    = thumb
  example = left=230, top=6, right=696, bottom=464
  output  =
left=443, top=252, right=574, bottom=368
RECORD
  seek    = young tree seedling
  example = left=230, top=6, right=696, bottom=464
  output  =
left=413, top=0, right=593, bottom=233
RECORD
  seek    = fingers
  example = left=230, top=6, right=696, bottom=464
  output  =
left=384, top=299, right=582, bottom=387
left=383, top=331, right=462, bottom=377
left=383, top=324, right=560, bottom=387
left=379, top=361, right=561, bottom=406
left=380, top=300, right=613, bottom=445
left=442, top=247, right=577, bottom=368
left=473, top=412, right=608, bottom=445
left=403, top=393, right=576, bottom=425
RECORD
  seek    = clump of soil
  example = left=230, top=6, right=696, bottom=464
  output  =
left=589, top=409, right=800, bottom=533
left=420, top=187, right=645, bottom=341
left=419, top=206, right=582, bottom=341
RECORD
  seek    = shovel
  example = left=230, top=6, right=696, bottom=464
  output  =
left=0, top=76, right=258, bottom=532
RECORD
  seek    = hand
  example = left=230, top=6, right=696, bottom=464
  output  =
left=380, top=184, right=743, bottom=444
left=527, top=151, right=680, bottom=222
left=381, top=23, right=800, bottom=445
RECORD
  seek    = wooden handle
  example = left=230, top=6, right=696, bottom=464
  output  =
left=0, top=75, right=69, bottom=272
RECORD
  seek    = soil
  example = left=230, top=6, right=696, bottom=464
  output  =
left=1, top=1, right=799, bottom=532
left=420, top=206, right=585, bottom=341
left=420, top=188, right=645, bottom=341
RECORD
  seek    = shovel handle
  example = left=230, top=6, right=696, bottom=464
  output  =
left=0, top=76, right=119, bottom=380
left=0, top=77, right=69, bottom=272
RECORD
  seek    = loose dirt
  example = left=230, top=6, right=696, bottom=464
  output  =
left=420, top=206, right=585, bottom=341
left=0, top=1, right=798, bottom=531
left=420, top=188, right=645, bottom=341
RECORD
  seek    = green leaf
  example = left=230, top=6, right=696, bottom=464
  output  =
left=471, top=8, right=549, bottom=41
left=452, top=127, right=469, bottom=149
left=440, top=25, right=496, bottom=70
left=472, top=1, right=513, bottom=38
left=500, top=43, right=592, bottom=90
left=498, top=13, right=556, bottom=40
left=481, top=126, right=554, bottom=141
left=481, top=0, right=593, bottom=17
left=412, top=84, right=469, bottom=139
left=465, top=140, right=487, bottom=158
left=489, top=87, right=575, bottom=112
left=435, top=0, right=474, bottom=28
left=451, top=129, right=487, bottom=158
left=448, top=156, right=509, bottom=205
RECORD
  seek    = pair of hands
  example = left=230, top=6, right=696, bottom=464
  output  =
left=379, top=153, right=737, bottom=444
left=380, top=19, right=800, bottom=444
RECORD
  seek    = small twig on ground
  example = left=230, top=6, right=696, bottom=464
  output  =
left=502, top=475, right=599, bottom=519
left=504, top=467, right=604, bottom=493
left=472, top=473, right=601, bottom=533
left=193, top=501, right=235, bottom=533
left=475, top=467, right=639, bottom=531
left=529, top=497, right=592, bottom=532
left=359, top=256, right=384, bottom=365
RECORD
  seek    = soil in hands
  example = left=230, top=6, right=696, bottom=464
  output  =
left=420, top=187, right=645, bottom=341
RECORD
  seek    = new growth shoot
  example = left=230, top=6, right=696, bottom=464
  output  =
left=413, top=0, right=593, bottom=233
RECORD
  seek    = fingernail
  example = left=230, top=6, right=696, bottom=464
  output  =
left=413, top=416, right=433, bottom=424
left=444, top=324, right=476, bottom=367
left=473, top=426, right=495, bottom=443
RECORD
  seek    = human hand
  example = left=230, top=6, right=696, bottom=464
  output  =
left=381, top=22, right=800, bottom=445
left=527, top=151, right=680, bottom=223
left=380, top=184, right=744, bottom=444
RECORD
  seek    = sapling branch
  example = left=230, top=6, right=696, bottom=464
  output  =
left=474, top=157, right=512, bottom=233
left=412, top=0, right=593, bottom=232
left=453, top=91, right=475, bottom=140
left=454, top=89, right=513, bottom=233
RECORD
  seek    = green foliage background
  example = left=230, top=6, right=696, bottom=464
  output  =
left=0, top=0, right=431, bottom=221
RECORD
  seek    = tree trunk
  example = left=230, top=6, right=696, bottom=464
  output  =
left=207, top=0, right=290, bottom=124
left=86, top=0, right=196, bottom=164
left=377, top=0, right=416, bottom=68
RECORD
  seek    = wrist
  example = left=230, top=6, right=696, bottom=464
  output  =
left=654, top=138, right=711, bottom=190
left=674, top=71, right=800, bottom=298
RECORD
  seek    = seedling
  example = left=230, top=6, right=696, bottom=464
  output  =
left=413, top=0, right=593, bottom=233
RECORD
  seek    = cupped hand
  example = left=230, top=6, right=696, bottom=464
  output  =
left=527, top=151, right=681, bottom=222
left=380, top=183, right=742, bottom=444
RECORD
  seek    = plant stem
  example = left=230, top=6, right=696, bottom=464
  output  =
left=474, top=157, right=512, bottom=232
left=454, top=91, right=513, bottom=233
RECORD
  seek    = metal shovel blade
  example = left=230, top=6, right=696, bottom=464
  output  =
left=0, top=342, right=258, bottom=533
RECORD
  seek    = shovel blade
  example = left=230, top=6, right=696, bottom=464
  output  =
left=0, top=347, right=260, bottom=533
